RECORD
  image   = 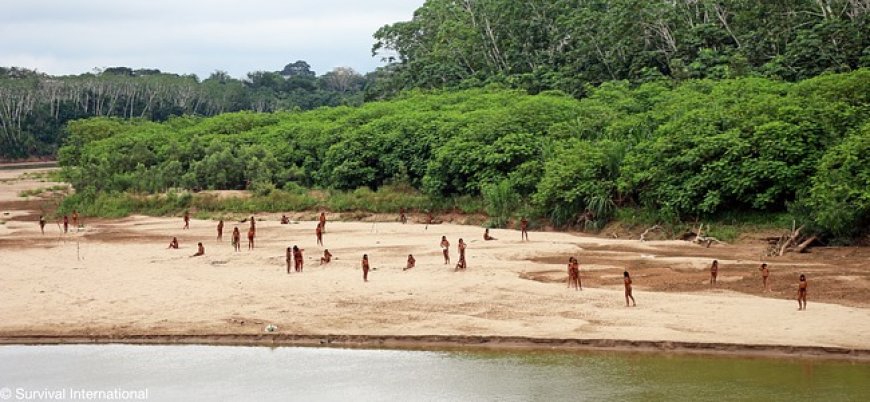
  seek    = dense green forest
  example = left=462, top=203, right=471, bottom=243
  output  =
left=372, top=0, right=870, bottom=95
left=0, top=62, right=367, bottom=158
left=59, top=70, right=870, bottom=239
left=6, top=1, right=869, bottom=159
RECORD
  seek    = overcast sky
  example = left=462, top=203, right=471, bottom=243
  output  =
left=1, top=0, right=422, bottom=79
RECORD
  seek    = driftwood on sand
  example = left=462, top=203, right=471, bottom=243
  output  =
left=763, top=222, right=818, bottom=256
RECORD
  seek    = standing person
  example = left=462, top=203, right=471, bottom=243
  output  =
left=249, top=215, right=256, bottom=233
left=574, top=258, right=582, bottom=290
left=316, top=223, right=323, bottom=246
left=320, top=249, right=333, bottom=265
left=484, top=228, right=496, bottom=241
left=183, top=211, right=190, bottom=229
left=72, top=210, right=79, bottom=230
left=399, top=208, right=407, bottom=224
left=247, top=225, right=256, bottom=250
left=455, top=238, right=467, bottom=271
left=710, top=260, right=719, bottom=286
left=286, top=247, right=293, bottom=274
left=232, top=227, right=241, bottom=252
left=361, top=254, right=370, bottom=282
left=168, top=237, right=179, bottom=249
left=759, top=263, right=770, bottom=292
left=440, top=236, right=450, bottom=265
left=39, top=215, right=46, bottom=234
left=567, top=257, right=578, bottom=290
left=404, top=254, right=416, bottom=271
left=192, top=242, right=205, bottom=257
left=624, top=271, right=636, bottom=307
left=520, top=217, right=529, bottom=241
left=62, top=215, right=69, bottom=234
left=217, top=220, right=224, bottom=241
left=797, top=274, right=808, bottom=311
left=319, top=212, right=327, bottom=232
left=293, top=245, right=304, bottom=272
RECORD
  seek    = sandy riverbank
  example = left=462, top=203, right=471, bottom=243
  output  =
left=1, top=169, right=869, bottom=359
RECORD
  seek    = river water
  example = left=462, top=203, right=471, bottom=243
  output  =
left=0, top=345, right=867, bottom=401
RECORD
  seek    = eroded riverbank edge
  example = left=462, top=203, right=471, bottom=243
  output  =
left=2, top=333, right=868, bottom=362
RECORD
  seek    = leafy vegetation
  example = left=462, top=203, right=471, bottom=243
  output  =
left=18, top=184, right=70, bottom=198
left=58, top=69, right=870, bottom=240
left=56, top=186, right=484, bottom=221
left=372, top=0, right=870, bottom=97
left=0, top=62, right=368, bottom=158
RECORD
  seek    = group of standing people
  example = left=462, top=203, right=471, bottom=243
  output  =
left=170, top=213, right=257, bottom=256
left=439, top=236, right=468, bottom=271
left=169, top=211, right=811, bottom=309
left=38, top=210, right=79, bottom=235
left=166, top=213, right=531, bottom=282
left=709, top=260, right=808, bottom=310
left=567, top=256, right=634, bottom=306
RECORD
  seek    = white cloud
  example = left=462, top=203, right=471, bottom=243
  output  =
left=1, top=0, right=422, bottom=78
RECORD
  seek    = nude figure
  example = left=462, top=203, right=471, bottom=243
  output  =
left=624, top=271, right=636, bottom=307
left=797, top=274, right=808, bottom=311
left=760, top=263, right=770, bottom=292
left=232, top=227, right=241, bottom=252
left=293, top=245, right=304, bottom=272
left=316, top=223, right=323, bottom=246
left=455, top=238, right=467, bottom=271
left=574, top=258, right=582, bottom=290
left=520, top=217, right=529, bottom=241
left=567, top=257, right=577, bottom=290
left=404, top=254, right=416, bottom=271
left=440, top=236, right=450, bottom=264
left=361, top=254, right=370, bottom=282
left=192, top=242, right=205, bottom=257
left=710, top=260, right=719, bottom=286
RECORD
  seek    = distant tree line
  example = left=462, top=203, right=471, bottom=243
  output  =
left=0, top=61, right=368, bottom=158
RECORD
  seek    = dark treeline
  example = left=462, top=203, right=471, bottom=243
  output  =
left=370, top=0, right=870, bottom=97
left=0, top=61, right=367, bottom=158
left=59, top=70, right=870, bottom=240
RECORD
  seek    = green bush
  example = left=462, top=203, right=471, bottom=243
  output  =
left=802, top=123, right=870, bottom=238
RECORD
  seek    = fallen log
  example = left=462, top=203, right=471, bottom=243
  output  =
left=779, top=226, right=803, bottom=256
left=697, top=236, right=725, bottom=248
left=793, top=235, right=818, bottom=253
left=639, top=225, right=662, bottom=242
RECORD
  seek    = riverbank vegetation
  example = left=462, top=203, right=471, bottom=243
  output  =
left=58, top=69, right=870, bottom=241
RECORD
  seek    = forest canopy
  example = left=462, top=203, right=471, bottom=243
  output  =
left=372, top=0, right=870, bottom=96
left=58, top=69, right=870, bottom=239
